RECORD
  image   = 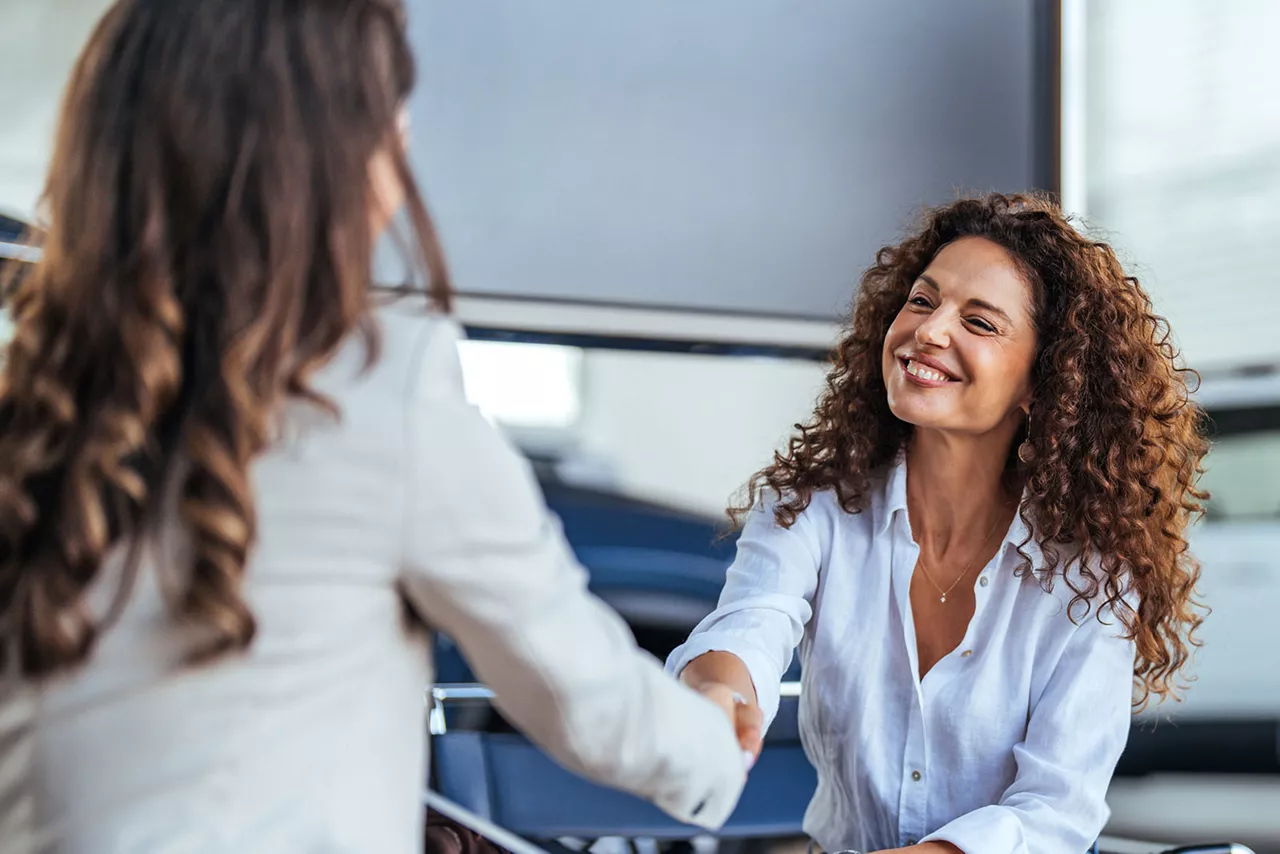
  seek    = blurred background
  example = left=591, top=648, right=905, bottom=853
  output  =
left=2, top=1, right=1279, bottom=851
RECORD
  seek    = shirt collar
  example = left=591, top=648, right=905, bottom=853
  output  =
left=876, top=453, right=910, bottom=537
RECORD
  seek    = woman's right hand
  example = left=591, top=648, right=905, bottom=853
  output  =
left=696, top=682, right=765, bottom=767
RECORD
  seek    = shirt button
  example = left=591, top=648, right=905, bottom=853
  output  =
left=911, top=770, right=922, bottom=781
left=979, top=576, right=989, bottom=587
left=961, top=649, right=973, bottom=658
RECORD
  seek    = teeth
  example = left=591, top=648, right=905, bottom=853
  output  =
left=906, top=359, right=949, bottom=382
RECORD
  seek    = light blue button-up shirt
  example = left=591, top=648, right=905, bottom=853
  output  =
left=667, top=458, right=1135, bottom=853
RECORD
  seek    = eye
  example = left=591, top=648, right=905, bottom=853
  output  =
left=965, top=317, right=997, bottom=333
left=908, top=295, right=933, bottom=309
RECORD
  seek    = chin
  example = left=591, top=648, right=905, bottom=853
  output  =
left=886, top=398, right=946, bottom=431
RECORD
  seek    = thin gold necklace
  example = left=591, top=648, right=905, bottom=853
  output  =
left=916, top=512, right=1007, bottom=604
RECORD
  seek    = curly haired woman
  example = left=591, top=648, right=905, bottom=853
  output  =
left=668, top=193, right=1209, bottom=854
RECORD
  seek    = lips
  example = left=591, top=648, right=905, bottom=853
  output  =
left=900, top=355, right=960, bottom=384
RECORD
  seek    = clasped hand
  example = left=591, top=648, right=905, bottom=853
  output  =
left=695, top=682, right=764, bottom=768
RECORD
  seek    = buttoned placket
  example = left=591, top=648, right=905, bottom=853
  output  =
left=893, top=514, right=1007, bottom=847
left=891, top=513, right=929, bottom=847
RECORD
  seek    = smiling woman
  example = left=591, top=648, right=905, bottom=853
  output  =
left=669, top=192, right=1210, bottom=854
left=884, top=237, right=1039, bottom=439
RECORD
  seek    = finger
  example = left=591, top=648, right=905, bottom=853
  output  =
left=736, top=720, right=763, bottom=756
left=737, top=701, right=764, bottom=730
left=734, top=706, right=765, bottom=757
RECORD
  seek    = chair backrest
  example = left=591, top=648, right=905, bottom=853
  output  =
left=430, top=683, right=814, bottom=840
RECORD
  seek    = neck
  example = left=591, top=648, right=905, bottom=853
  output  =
left=905, top=427, right=1018, bottom=556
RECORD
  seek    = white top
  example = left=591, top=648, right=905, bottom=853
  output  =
left=667, top=459, right=1135, bottom=854
left=0, top=299, right=746, bottom=854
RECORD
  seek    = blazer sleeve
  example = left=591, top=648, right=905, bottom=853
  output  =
left=397, top=318, right=747, bottom=829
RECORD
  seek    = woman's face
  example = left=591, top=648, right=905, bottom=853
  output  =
left=881, top=236, right=1038, bottom=439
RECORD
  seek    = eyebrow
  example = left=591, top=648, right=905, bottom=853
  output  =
left=916, top=273, right=1014, bottom=326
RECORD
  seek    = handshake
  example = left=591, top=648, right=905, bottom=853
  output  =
left=694, top=682, right=765, bottom=771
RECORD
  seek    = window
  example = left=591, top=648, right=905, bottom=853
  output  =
left=1199, top=407, right=1280, bottom=522
left=1073, top=0, right=1280, bottom=372
left=456, top=339, right=581, bottom=430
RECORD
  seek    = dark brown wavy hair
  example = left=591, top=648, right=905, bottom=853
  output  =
left=0, top=0, right=450, bottom=678
left=735, top=193, right=1208, bottom=707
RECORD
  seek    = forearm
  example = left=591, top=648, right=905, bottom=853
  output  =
left=415, top=531, right=747, bottom=827
left=678, top=650, right=759, bottom=706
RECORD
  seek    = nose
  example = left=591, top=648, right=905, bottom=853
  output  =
left=914, top=309, right=952, bottom=349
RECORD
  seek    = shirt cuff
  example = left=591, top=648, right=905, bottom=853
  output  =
left=920, top=805, right=1026, bottom=854
left=642, top=685, right=749, bottom=830
left=665, top=632, right=786, bottom=729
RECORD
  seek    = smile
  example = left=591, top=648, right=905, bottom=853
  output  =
left=901, top=357, right=958, bottom=385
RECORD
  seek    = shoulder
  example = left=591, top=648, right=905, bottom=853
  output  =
left=373, top=301, right=543, bottom=536
left=1019, top=533, right=1137, bottom=634
left=303, top=294, right=461, bottom=407
left=739, top=487, right=869, bottom=566
left=374, top=296, right=464, bottom=402
left=804, top=467, right=895, bottom=540
left=746, top=487, right=844, bottom=531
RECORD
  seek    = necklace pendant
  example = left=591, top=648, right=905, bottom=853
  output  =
left=940, top=595, right=947, bottom=603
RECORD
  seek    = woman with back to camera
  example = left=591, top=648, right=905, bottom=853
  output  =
left=669, top=194, right=1209, bottom=854
left=0, top=1, right=756, bottom=851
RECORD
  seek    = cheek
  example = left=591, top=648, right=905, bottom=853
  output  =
left=969, top=345, right=1034, bottom=406
left=883, top=311, right=912, bottom=353
left=882, top=315, right=908, bottom=374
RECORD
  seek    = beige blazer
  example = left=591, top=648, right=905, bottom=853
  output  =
left=0, top=298, right=745, bottom=853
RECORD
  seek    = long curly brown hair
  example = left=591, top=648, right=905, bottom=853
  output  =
left=0, top=0, right=450, bottom=678
left=735, top=193, right=1208, bottom=708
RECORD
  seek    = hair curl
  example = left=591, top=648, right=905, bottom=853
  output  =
left=0, top=0, right=450, bottom=678
left=734, top=193, right=1208, bottom=708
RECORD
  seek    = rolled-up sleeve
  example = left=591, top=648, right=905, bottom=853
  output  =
left=920, top=602, right=1136, bottom=854
left=398, top=321, right=746, bottom=829
left=665, top=500, right=821, bottom=729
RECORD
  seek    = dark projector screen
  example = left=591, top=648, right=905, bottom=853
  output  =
left=404, top=0, right=1058, bottom=327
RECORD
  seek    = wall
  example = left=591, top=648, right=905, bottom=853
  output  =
left=0, top=0, right=114, bottom=217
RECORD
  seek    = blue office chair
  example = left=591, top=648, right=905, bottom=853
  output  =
left=428, top=683, right=1255, bottom=854
left=430, top=682, right=812, bottom=842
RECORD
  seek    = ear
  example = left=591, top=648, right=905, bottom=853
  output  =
left=1014, top=393, right=1033, bottom=427
left=1016, top=376, right=1035, bottom=418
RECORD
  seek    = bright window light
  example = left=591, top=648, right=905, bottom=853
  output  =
left=0, top=310, right=584, bottom=431
left=456, top=339, right=582, bottom=429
